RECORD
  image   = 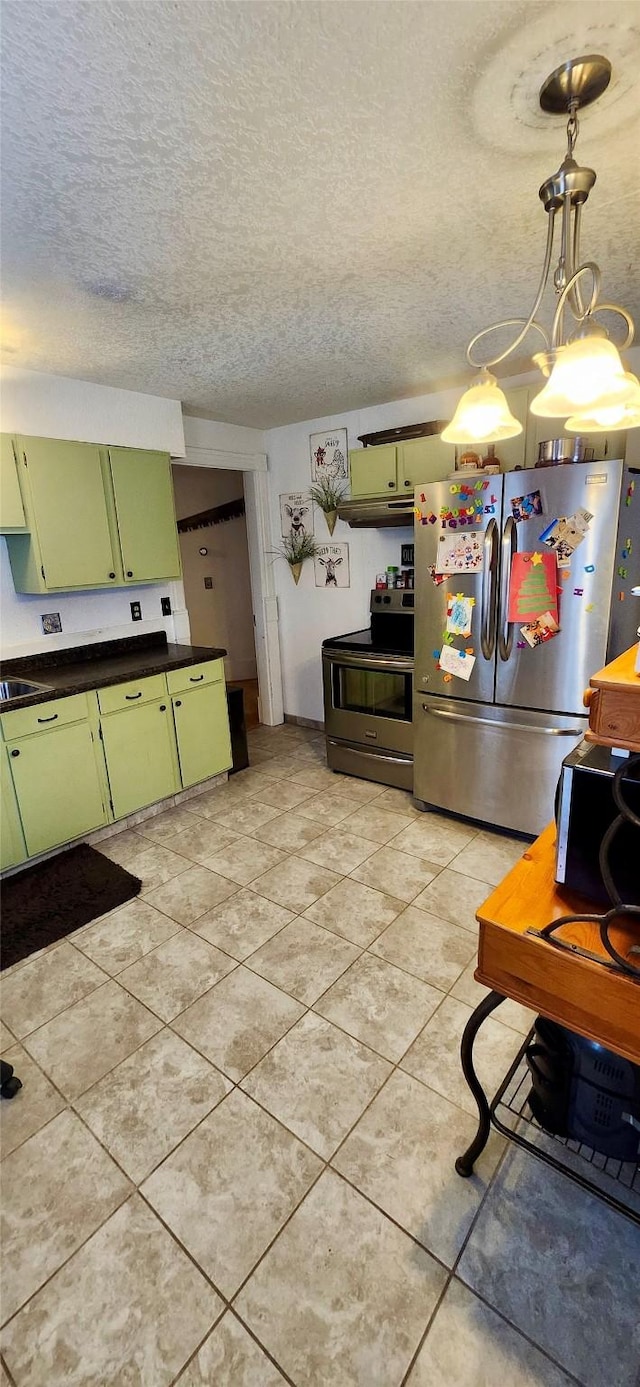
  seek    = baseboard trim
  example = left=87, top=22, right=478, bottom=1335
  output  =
left=284, top=714, right=325, bottom=732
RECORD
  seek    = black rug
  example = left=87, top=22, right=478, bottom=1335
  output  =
left=1, top=843, right=141, bottom=971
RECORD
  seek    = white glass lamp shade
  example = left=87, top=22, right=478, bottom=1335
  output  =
left=565, top=374, right=640, bottom=431
left=441, top=373, right=523, bottom=444
left=530, top=335, right=635, bottom=418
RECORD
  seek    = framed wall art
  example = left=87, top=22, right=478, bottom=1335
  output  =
left=314, top=542, right=350, bottom=588
left=310, top=428, right=348, bottom=482
left=280, top=492, right=314, bottom=540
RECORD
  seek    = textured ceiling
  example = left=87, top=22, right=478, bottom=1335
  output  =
left=2, top=0, right=640, bottom=427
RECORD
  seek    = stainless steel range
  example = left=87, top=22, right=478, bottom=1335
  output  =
left=322, top=590, right=414, bottom=789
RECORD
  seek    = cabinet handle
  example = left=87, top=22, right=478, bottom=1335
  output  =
left=174, top=699, right=182, bottom=707
left=37, top=713, right=58, bottom=723
left=387, top=481, right=394, bottom=488
left=109, top=572, right=116, bottom=579
left=126, top=570, right=133, bottom=578
left=159, top=704, right=167, bottom=712
left=11, top=748, right=20, bottom=757
left=404, top=480, right=411, bottom=487
left=189, top=674, right=204, bottom=682
left=125, top=692, right=142, bottom=700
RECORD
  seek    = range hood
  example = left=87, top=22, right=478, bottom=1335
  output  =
left=337, top=496, right=416, bottom=529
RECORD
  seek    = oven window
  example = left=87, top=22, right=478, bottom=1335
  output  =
left=333, top=665, right=411, bottom=720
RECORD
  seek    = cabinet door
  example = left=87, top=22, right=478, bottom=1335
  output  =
left=101, top=700, right=179, bottom=819
left=1, top=746, right=26, bottom=871
left=349, top=446, right=397, bottom=498
left=108, top=448, right=181, bottom=582
left=172, top=682, right=232, bottom=788
left=397, top=436, right=453, bottom=491
left=0, top=434, right=27, bottom=531
left=7, top=722, right=107, bottom=857
left=19, top=436, right=118, bottom=588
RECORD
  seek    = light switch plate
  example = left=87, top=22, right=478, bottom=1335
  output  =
left=204, top=576, right=213, bottom=590
left=161, top=596, right=172, bottom=616
left=41, top=612, right=62, bottom=634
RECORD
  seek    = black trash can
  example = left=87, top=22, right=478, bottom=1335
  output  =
left=226, top=684, right=249, bottom=774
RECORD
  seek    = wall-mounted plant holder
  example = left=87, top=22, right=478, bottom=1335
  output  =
left=271, top=533, right=318, bottom=585
left=309, top=476, right=349, bottom=536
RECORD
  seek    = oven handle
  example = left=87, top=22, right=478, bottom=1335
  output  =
left=323, top=651, right=413, bottom=675
left=421, top=705, right=583, bottom=736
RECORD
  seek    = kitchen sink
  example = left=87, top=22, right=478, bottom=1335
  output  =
left=0, top=679, right=51, bottom=701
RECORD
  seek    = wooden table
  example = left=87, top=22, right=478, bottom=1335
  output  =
left=455, top=823, right=640, bottom=1217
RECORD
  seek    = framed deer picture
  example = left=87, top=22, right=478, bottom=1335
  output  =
left=314, top=542, right=350, bottom=589
left=309, top=428, right=348, bottom=482
left=280, top=492, right=314, bottom=540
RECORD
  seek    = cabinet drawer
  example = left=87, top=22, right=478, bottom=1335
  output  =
left=98, top=674, right=167, bottom=714
left=1, top=692, right=90, bottom=741
left=166, top=660, right=224, bottom=696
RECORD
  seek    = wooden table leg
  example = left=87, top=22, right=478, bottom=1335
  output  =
left=455, top=990, right=506, bottom=1177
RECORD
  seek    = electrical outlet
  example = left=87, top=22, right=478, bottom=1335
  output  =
left=161, top=596, right=172, bottom=616
left=130, top=601, right=142, bottom=621
left=204, top=576, right=213, bottom=590
left=41, top=612, right=62, bottom=634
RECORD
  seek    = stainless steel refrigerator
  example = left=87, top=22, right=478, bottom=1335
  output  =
left=413, top=458, right=639, bottom=835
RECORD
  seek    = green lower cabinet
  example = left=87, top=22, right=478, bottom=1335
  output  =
left=101, top=700, right=179, bottom=819
left=7, top=722, right=107, bottom=858
left=172, top=682, right=232, bottom=788
left=1, top=745, right=26, bottom=871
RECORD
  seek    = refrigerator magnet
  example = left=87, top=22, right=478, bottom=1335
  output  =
left=438, top=646, right=477, bottom=681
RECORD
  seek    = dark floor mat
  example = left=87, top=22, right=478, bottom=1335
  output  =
left=1, top=843, right=141, bottom=971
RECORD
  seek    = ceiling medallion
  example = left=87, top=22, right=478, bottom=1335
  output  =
left=442, top=55, right=640, bottom=445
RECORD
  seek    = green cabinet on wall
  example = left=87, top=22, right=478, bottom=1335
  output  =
left=349, top=436, right=454, bottom=499
left=7, top=436, right=120, bottom=590
left=108, top=447, right=181, bottom=583
left=4, top=436, right=180, bottom=593
left=6, top=720, right=107, bottom=858
left=0, top=433, right=27, bottom=532
left=101, top=698, right=179, bottom=819
left=171, top=680, right=232, bottom=788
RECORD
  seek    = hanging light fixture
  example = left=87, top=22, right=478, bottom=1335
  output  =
left=442, top=55, right=637, bottom=443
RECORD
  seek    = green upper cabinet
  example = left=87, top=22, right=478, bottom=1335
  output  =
left=397, top=436, right=453, bottom=491
left=4, top=436, right=180, bottom=593
left=171, top=680, right=232, bottom=788
left=0, top=433, right=27, bottom=532
left=349, top=436, right=454, bottom=499
left=349, top=445, right=398, bottom=498
left=5, top=436, right=120, bottom=592
left=108, top=447, right=181, bottom=583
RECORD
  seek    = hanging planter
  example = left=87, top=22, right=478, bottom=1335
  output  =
left=309, top=476, right=349, bottom=536
left=271, top=532, right=318, bottom=585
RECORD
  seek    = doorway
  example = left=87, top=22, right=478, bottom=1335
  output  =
left=171, top=464, right=260, bottom=729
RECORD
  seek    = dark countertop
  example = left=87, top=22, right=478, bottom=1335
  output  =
left=0, top=632, right=227, bottom=713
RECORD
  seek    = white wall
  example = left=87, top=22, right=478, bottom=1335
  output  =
left=0, top=366, right=186, bottom=659
left=264, top=354, right=640, bottom=724
left=172, top=465, right=257, bottom=682
left=1, top=365, right=185, bottom=455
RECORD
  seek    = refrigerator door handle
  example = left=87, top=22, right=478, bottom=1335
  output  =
left=498, top=515, right=517, bottom=662
left=421, top=705, right=583, bottom=736
left=480, top=519, right=499, bottom=660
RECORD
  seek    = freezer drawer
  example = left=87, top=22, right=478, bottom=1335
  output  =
left=413, top=694, right=585, bottom=836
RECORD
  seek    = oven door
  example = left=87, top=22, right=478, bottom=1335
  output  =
left=323, top=650, right=413, bottom=754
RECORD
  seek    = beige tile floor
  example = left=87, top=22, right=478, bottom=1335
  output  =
left=1, top=722, right=638, bottom=1387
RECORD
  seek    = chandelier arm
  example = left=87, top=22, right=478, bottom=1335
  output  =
left=590, top=301, right=635, bottom=349
left=550, top=263, right=601, bottom=347
left=570, top=203, right=586, bottom=318
left=466, top=210, right=556, bottom=369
